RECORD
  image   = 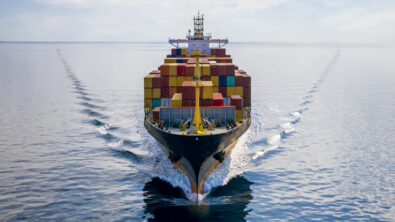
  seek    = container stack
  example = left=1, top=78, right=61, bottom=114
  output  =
left=144, top=47, right=252, bottom=123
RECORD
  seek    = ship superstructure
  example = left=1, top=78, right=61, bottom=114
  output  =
left=144, top=13, right=251, bottom=196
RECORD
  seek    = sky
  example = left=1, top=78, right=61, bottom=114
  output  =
left=0, top=0, right=395, bottom=44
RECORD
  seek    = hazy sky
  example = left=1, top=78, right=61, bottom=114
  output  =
left=1, top=0, right=395, bottom=44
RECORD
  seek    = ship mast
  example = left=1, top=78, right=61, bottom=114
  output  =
left=191, top=49, right=204, bottom=134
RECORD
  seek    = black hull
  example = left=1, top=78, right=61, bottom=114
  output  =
left=144, top=119, right=251, bottom=194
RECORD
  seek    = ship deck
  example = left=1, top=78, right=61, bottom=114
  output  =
left=148, top=120, right=248, bottom=136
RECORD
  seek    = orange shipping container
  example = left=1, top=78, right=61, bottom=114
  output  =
left=159, top=64, right=169, bottom=76
left=169, top=87, right=177, bottom=97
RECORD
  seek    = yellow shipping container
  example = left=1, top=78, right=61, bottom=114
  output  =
left=172, top=93, right=182, bottom=107
left=169, top=64, right=178, bottom=76
left=181, top=48, right=187, bottom=55
left=227, top=86, right=235, bottom=97
left=236, top=110, right=242, bottom=122
left=235, top=86, right=243, bottom=97
left=144, top=99, right=152, bottom=109
left=211, top=76, right=219, bottom=86
left=144, top=88, right=152, bottom=99
left=201, top=81, right=213, bottom=99
left=164, top=58, right=178, bottom=63
left=201, top=64, right=210, bottom=76
left=213, top=86, right=219, bottom=93
left=152, top=88, right=161, bottom=99
left=169, top=76, right=177, bottom=87
left=144, top=74, right=154, bottom=88
left=176, top=76, right=185, bottom=87
left=184, top=76, right=194, bottom=82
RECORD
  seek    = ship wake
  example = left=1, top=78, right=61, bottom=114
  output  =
left=57, top=47, right=340, bottom=203
left=247, top=47, right=341, bottom=164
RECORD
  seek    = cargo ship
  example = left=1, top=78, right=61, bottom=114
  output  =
left=144, top=13, right=251, bottom=196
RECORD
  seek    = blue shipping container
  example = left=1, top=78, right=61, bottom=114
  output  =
left=219, top=76, right=227, bottom=87
left=176, top=48, right=182, bottom=55
left=152, top=99, right=161, bottom=109
left=227, top=76, right=235, bottom=86
left=176, top=59, right=184, bottom=63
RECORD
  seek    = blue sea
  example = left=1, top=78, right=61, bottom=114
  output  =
left=0, top=42, right=394, bottom=221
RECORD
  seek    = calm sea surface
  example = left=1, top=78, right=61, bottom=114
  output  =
left=0, top=43, right=394, bottom=221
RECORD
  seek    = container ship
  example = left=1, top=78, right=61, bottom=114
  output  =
left=144, top=13, right=251, bottom=196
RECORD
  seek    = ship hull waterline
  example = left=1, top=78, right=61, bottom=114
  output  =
left=144, top=118, right=251, bottom=195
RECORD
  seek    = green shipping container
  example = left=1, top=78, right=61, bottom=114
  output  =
left=227, top=76, right=235, bottom=86
left=152, top=99, right=161, bottom=109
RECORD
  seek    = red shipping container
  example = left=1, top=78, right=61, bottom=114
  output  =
left=161, top=87, right=169, bottom=98
left=243, top=96, right=251, bottom=107
left=213, top=93, right=224, bottom=106
left=243, top=74, right=251, bottom=87
left=235, top=73, right=243, bottom=86
left=231, top=95, right=242, bottom=110
left=217, top=64, right=227, bottom=76
left=169, top=87, right=177, bottom=97
left=227, top=64, right=235, bottom=76
left=177, top=64, right=185, bottom=76
left=160, top=76, right=169, bottom=86
left=171, top=48, right=177, bottom=56
left=182, top=99, right=195, bottom=107
left=243, top=87, right=251, bottom=98
left=153, top=107, right=160, bottom=122
left=177, top=87, right=182, bottom=93
left=210, top=63, right=218, bottom=76
left=185, top=64, right=195, bottom=76
left=219, top=87, right=227, bottom=97
left=152, top=74, right=161, bottom=88
left=217, top=63, right=235, bottom=76
left=211, top=48, right=226, bottom=56
left=181, top=81, right=195, bottom=100
left=159, top=64, right=169, bottom=76
left=201, top=99, right=213, bottom=106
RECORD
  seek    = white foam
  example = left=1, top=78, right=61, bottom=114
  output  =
left=252, top=145, right=279, bottom=160
left=108, top=140, right=124, bottom=148
left=268, top=134, right=281, bottom=145
left=109, top=145, right=124, bottom=152
left=281, top=122, right=295, bottom=134
left=97, top=126, right=108, bottom=135
left=291, top=111, right=303, bottom=118
left=203, top=132, right=250, bottom=196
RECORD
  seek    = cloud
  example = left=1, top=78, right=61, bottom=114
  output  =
left=340, top=10, right=395, bottom=31
left=1, top=0, right=395, bottom=43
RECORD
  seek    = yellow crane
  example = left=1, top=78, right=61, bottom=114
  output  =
left=190, top=49, right=205, bottom=134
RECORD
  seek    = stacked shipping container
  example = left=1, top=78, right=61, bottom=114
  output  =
left=145, top=47, right=251, bottom=123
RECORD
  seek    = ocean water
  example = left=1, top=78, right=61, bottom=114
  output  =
left=0, top=42, right=394, bottom=221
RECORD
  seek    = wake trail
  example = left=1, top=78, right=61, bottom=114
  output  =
left=56, top=49, right=141, bottom=152
left=56, top=49, right=191, bottom=199
left=249, top=47, right=341, bottom=162
left=187, top=49, right=342, bottom=200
